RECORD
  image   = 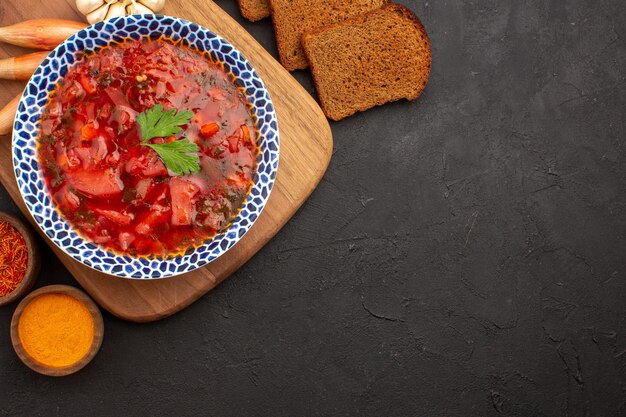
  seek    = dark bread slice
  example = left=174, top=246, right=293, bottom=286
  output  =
left=268, top=0, right=388, bottom=71
left=302, top=3, right=432, bottom=121
left=237, top=0, right=271, bottom=22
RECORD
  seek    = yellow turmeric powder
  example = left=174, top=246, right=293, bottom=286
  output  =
left=18, top=293, right=94, bottom=368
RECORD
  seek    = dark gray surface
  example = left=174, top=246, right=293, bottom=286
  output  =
left=1, top=1, right=625, bottom=415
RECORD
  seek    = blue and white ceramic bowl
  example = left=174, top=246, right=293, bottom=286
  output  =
left=12, top=15, right=279, bottom=279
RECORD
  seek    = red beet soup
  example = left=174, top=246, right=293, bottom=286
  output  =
left=38, top=38, right=259, bottom=256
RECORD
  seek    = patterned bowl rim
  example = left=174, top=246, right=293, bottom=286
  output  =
left=12, top=15, right=280, bottom=279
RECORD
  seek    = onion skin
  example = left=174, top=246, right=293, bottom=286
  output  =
left=0, top=19, right=87, bottom=50
left=0, top=51, right=48, bottom=80
left=0, top=94, right=20, bottom=136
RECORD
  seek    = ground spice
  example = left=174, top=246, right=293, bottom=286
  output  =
left=0, top=220, right=28, bottom=297
left=18, top=293, right=94, bottom=368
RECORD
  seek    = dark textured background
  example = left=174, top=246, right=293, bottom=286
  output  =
left=1, top=0, right=625, bottom=415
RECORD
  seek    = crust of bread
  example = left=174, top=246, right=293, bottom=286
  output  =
left=237, top=0, right=271, bottom=22
left=269, top=0, right=388, bottom=71
left=302, top=3, right=432, bottom=120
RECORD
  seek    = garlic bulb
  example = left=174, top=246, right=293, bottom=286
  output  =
left=76, top=0, right=165, bottom=24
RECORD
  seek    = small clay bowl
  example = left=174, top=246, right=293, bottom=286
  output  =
left=0, top=211, right=40, bottom=306
left=10, top=285, right=104, bottom=376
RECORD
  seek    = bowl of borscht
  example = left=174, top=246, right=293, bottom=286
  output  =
left=12, top=15, right=279, bottom=278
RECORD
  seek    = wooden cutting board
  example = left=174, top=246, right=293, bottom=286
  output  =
left=0, top=0, right=332, bottom=322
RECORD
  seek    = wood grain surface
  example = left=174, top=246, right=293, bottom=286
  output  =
left=0, top=0, right=333, bottom=322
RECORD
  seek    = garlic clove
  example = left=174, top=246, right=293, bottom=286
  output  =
left=76, top=0, right=105, bottom=15
left=80, top=0, right=166, bottom=24
left=85, top=3, right=111, bottom=24
left=128, top=3, right=156, bottom=15
left=137, top=0, right=165, bottom=13
left=104, top=1, right=127, bottom=20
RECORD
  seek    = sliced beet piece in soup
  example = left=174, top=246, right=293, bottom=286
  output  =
left=65, top=168, right=123, bottom=197
left=169, top=177, right=200, bottom=226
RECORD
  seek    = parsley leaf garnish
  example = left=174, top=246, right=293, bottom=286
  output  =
left=137, top=104, right=194, bottom=141
left=145, top=140, right=200, bottom=176
left=136, top=104, right=200, bottom=176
